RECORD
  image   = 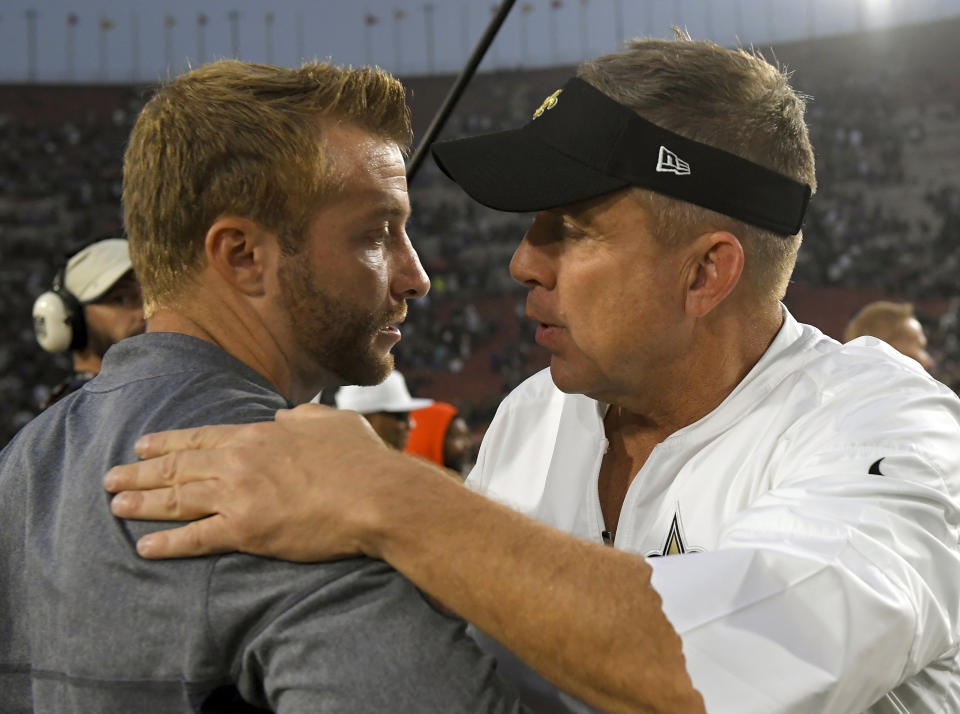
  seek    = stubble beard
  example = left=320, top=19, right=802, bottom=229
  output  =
left=278, top=256, right=401, bottom=387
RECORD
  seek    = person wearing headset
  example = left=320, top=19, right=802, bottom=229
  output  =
left=32, top=238, right=146, bottom=408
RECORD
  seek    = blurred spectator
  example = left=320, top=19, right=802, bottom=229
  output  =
left=32, top=238, right=145, bottom=408
left=843, top=300, right=935, bottom=371
left=405, top=401, right=473, bottom=478
left=2, top=19, right=960, bottom=441
left=335, top=371, right=433, bottom=450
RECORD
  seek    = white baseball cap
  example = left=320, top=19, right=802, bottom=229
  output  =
left=335, top=371, right=434, bottom=414
left=64, top=238, right=134, bottom=303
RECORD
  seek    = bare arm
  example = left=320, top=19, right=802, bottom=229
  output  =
left=105, top=405, right=704, bottom=714
left=362, top=456, right=702, bottom=714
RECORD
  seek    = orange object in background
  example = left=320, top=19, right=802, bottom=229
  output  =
left=405, top=402, right=458, bottom=465
left=405, top=402, right=472, bottom=477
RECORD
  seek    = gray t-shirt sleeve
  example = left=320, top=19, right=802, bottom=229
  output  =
left=208, top=554, right=526, bottom=713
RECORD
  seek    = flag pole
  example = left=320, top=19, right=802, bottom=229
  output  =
left=131, top=11, right=140, bottom=82
left=164, top=15, right=176, bottom=74
left=197, top=13, right=208, bottom=66
left=549, top=1, right=561, bottom=64
left=424, top=3, right=435, bottom=74
left=364, top=12, right=378, bottom=66
left=26, top=9, right=38, bottom=82
left=265, top=12, right=275, bottom=65
left=579, top=0, right=589, bottom=62
left=66, top=13, right=78, bottom=81
left=228, top=10, right=240, bottom=58
left=394, top=9, right=406, bottom=73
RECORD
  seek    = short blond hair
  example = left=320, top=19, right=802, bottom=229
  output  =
left=843, top=301, right=917, bottom=343
left=578, top=33, right=816, bottom=302
left=123, top=60, right=412, bottom=316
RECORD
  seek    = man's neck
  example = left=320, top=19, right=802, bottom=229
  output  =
left=597, top=302, right=784, bottom=536
left=147, top=298, right=339, bottom=404
left=605, top=302, right=784, bottom=442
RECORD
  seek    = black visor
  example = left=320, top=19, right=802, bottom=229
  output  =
left=432, top=77, right=812, bottom=236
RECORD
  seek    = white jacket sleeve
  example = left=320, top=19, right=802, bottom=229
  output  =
left=650, top=386, right=960, bottom=714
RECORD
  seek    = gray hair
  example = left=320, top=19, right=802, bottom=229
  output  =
left=577, top=32, right=817, bottom=302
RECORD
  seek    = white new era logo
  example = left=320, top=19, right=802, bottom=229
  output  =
left=656, top=146, right=690, bottom=175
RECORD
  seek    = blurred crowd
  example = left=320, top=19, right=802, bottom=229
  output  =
left=1, top=20, right=959, bottom=446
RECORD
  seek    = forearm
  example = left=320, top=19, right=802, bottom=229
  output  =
left=357, top=454, right=705, bottom=714
left=103, top=411, right=702, bottom=709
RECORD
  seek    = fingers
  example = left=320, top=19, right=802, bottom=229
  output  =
left=110, top=479, right=221, bottom=521
left=133, top=422, right=250, bottom=459
left=136, top=518, right=234, bottom=559
left=104, top=449, right=224, bottom=493
left=276, top=403, right=386, bottom=447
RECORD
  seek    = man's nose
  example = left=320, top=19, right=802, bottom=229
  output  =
left=393, top=236, right=430, bottom=300
left=509, top=214, right=555, bottom=290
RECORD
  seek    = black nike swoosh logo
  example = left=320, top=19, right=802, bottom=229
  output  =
left=869, top=458, right=885, bottom=476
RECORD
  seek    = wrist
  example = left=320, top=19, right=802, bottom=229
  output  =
left=350, top=451, right=455, bottom=561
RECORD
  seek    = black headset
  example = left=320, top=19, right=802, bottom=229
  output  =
left=32, top=265, right=87, bottom=353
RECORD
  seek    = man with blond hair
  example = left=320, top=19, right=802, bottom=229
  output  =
left=108, top=39, right=960, bottom=714
left=844, top=300, right=936, bottom=371
left=0, top=60, right=525, bottom=713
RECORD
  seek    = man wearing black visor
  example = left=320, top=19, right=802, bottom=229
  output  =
left=107, top=36, right=960, bottom=714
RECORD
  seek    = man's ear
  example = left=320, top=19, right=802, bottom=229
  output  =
left=683, top=231, right=744, bottom=318
left=204, top=216, right=276, bottom=297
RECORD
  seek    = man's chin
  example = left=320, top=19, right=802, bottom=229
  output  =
left=547, top=359, right=595, bottom=396
left=366, top=352, right=395, bottom=385
left=332, top=351, right=394, bottom=387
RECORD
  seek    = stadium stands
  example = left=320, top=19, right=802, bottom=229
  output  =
left=1, top=18, right=958, bottom=444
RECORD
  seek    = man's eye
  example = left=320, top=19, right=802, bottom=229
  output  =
left=561, top=223, right=586, bottom=239
left=369, top=222, right=394, bottom=242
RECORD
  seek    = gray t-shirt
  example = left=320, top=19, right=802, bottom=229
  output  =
left=0, top=333, right=524, bottom=713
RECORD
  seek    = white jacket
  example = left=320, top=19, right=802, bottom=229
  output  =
left=469, top=309, right=960, bottom=713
